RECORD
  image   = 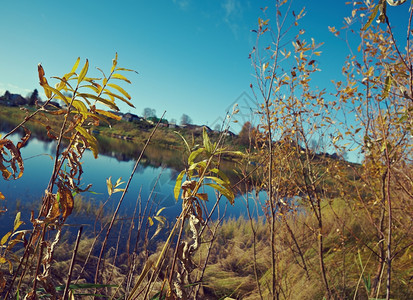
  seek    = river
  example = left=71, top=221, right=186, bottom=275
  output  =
left=0, top=131, right=263, bottom=240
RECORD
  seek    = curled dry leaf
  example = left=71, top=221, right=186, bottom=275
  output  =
left=0, top=129, right=30, bottom=180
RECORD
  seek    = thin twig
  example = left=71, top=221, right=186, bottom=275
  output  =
left=95, top=112, right=166, bottom=283
left=63, top=226, right=83, bottom=300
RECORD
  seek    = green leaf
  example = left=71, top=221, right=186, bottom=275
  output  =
left=188, top=148, right=205, bottom=165
left=174, top=170, right=185, bottom=200
left=215, top=149, right=244, bottom=157
left=206, top=183, right=234, bottom=205
left=78, top=59, right=89, bottom=84
left=174, top=131, right=191, bottom=153
left=382, top=75, right=392, bottom=99
left=188, top=160, right=207, bottom=174
left=210, top=168, right=230, bottom=185
left=205, top=176, right=228, bottom=186
left=203, top=127, right=212, bottom=153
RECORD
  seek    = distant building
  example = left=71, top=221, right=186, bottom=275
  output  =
left=122, top=113, right=141, bottom=122
left=0, top=91, right=27, bottom=106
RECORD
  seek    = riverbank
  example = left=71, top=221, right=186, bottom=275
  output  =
left=0, top=105, right=244, bottom=168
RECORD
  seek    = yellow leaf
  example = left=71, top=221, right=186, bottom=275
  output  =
left=70, top=57, right=81, bottom=74
left=148, top=216, right=154, bottom=227
left=156, top=207, right=166, bottom=216
left=82, top=84, right=100, bottom=94
left=1, top=232, right=11, bottom=246
left=38, top=64, right=52, bottom=99
left=103, top=90, right=135, bottom=108
left=154, top=215, right=166, bottom=225
left=42, top=85, right=70, bottom=105
left=106, top=176, right=113, bottom=196
left=111, top=53, right=118, bottom=74
left=196, top=193, right=208, bottom=201
left=72, top=100, right=88, bottom=114
left=0, top=192, right=4, bottom=200
left=58, top=185, right=74, bottom=220
left=13, top=212, right=22, bottom=231
left=77, top=93, right=119, bottom=111
left=75, top=126, right=99, bottom=158
left=107, top=83, right=132, bottom=100
left=362, top=4, right=380, bottom=31
left=116, top=67, right=136, bottom=72
left=95, top=109, right=122, bottom=121
left=78, top=59, right=89, bottom=84
left=206, top=183, right=234, bottom=205
left=111, top=73, right=131, bottom=84
left=45, top=193, right=60, bottom=220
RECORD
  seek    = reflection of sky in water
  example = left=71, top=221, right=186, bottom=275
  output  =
left=0, top=132, right=266, bottom=236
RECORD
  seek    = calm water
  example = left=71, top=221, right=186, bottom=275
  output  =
left=0, top=132, right=263, bottom=238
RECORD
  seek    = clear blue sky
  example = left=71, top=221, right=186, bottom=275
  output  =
left=0, top=1, right=407, bottom=132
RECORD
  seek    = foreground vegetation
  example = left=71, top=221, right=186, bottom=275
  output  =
left=0, top=1, right=412, bottom=299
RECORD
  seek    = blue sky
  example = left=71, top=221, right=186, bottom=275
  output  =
left=0, top=1, right=407, bottom=132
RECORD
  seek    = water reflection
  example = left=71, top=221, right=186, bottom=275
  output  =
left=0, top=128, right=263, bottom=241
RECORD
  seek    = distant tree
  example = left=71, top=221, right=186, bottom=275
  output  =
left=143, top=107, right=156, bottom=119
left=28, top=89, right=39, bottom=106
left=170, top=118, right=177, bottom=125
left=238, top=121, right=256, bottom=146
left=180, top=113, right=192, bottom=125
